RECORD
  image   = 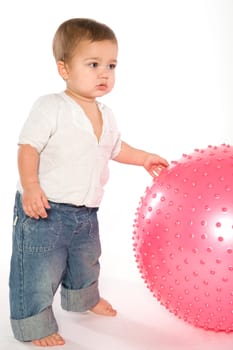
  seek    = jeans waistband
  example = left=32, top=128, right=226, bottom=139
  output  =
left=48, top=201, right=98, bottom=212
left=15, top=192, right=98, bottom=212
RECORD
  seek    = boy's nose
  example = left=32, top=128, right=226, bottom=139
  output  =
left=98, top=65, right=109, bottom=78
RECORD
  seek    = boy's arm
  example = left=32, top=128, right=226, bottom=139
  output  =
left=18, top=144, right=50, bottom=219
left=113, top=141, right=169, bottom=177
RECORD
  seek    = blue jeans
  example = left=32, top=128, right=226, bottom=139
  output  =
left=9, top=192, right=101, bottom=341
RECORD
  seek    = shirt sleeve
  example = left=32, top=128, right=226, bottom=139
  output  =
left=103, top=105, right=122, bottom=159
left=111, top=134, right=122, bottom=159
left=18, top=95, right=57, bottom=153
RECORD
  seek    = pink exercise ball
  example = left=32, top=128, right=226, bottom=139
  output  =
left=133, top=144, right=233, bottom=332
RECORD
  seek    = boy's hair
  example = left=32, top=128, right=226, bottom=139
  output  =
left=52, top=18, right=117, bottom=62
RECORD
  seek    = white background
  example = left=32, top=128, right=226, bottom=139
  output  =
left=1, top=0, right=233, bottom=349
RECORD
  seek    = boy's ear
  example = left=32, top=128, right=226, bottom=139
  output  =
left=57, top=61, right=69, bottom=80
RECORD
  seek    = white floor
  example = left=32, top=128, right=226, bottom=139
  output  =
left=2, top=265, right=233, bottom=350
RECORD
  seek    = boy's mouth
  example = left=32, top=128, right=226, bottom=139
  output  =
left=97, top=84, right=107, bottom=91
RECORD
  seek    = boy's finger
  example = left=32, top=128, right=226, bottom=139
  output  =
left=42, top=195, right=51, bottom=209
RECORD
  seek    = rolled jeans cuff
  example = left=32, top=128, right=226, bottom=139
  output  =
left=10, top=306, right=58, bottom=342
left=61, top=281, right=100, bottom=312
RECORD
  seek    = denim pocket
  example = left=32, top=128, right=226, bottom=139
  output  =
left=12, top=204, right=19, bottom=245
left=87, top=210, right=99, bottom=241
left=12, top=203, right=18, bottom=227
left=21, top=209, right=62, bottom=253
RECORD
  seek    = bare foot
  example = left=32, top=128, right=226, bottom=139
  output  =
left=32, top=333, right=65, bottom=346
left=90, top=297, right=117, bottom=316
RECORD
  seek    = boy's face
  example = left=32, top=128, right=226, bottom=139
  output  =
left=59, top=39, right=118, bottom=100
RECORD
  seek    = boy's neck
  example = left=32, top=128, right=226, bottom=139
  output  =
left=65, top=88, right=96, bottom=105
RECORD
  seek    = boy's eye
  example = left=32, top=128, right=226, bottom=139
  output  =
left=89, top=62, right=98, bottom=68
left=107, top=63, right=116, bottom=70
left=87, top=62, right=117, bottom=70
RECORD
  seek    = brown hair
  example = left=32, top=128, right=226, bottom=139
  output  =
left=52, top=18, right=117, bottom=62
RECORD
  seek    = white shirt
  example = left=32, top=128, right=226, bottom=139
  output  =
left=17, top=92, right=122, bottom=207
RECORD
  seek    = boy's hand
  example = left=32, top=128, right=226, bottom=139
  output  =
left=22, top=183, right=51, bottom=219
left=143, top=154, right=169, bottom=177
